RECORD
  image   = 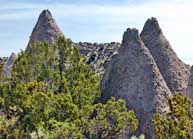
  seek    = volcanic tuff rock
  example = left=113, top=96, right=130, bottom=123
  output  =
left=101, top=28, right=172, bottom=139
left=26, top=9, right=63, bottom=51
left=141, top=17, right=190, bottom=94
left=1, top=53, right=16, bottom=76
left=26, top=9, right=119, bottom=74
left=0, top=57, right=7, bottom=66
left=186, top=66, right=193, bottom=100
left=76, top=42, right=120, bottom=74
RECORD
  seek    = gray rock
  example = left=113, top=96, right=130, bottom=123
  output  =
left=0, top=57, right=7, bottom=66
left=25, top=9, right=119, bottom=74
left=140, top=17, right=190, bottom=94
left=1, top=53, right=16, bottom=76
left=26, top=9, right=63, bottom=51
left=101, top=28, right=172, bottom=139
left=186, top=66, right=193, bottom=100
left=76, top=42, right=120, bottom=74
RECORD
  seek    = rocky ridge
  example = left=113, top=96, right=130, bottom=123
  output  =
left=76, top=42, right=120, bottom=74
left=101, top=28, right=172, bottom=138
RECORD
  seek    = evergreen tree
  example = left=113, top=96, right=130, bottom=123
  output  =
left=0, top=36, right=139, bottom=139
left=153, top=94, right=193, bottom=139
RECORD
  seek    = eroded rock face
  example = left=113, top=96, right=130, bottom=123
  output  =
left=26, top=9, right=63, bottom=50
left=25, top=9, right=119, bottom=74
left=1, top=53, right=16, bottom=76
left=76, top=42, right=120, bottom=74
left=0, top=57, right=7, bottom=66
left=101, top=28, right=172, bottom=139
left=141, top=17, right=190, bottom=94
left=186, top=66, right=193, bottom=100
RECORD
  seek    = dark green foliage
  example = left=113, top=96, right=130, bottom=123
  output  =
left=0, top=36, right=138, bottom=139
left=85, top=98, right=138, bottom=139
left=153, top=94, right=193, bottom=139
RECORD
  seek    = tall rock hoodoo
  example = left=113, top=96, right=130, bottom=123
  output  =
left=25, top=9, right=120, bottom=74
left=26, top=9, right=63, bottom=50
left=140, top=17, right=190, bottom=94
left=101, top=28, right=172, bottom=138
left=1, top=53, right=16, bottom=76
left=186, top=66, right=193, bottom=100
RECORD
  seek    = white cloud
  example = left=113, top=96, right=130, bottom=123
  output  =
left=0, top=0, right=193, bottom=65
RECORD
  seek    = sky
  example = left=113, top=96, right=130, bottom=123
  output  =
left=0, top=0, right=193, bottom=65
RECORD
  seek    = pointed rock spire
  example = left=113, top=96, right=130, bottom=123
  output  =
left=141, top=17, right=162, bottom=36
left=101, top=28, right=172, bottom=138
left=141, top=17, right=190, bottom=94
left=1, top=52, right=16, bottom=76
left=26, top=9, right=63, bottom=50
left=186, top=66, right=193, bottom=100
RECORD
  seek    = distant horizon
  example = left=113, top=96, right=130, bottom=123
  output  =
left=0, top=0, right=193, bottom=65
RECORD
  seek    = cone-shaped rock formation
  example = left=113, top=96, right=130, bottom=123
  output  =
left=1, top=53, right=16, bottom=76
left=101, top=28, right=172, bottom=138
left=186, top=66, right=193, bottom=100
left=26, top=9, right=63, bottom=50
left=141, top=17, right=190, bottom=94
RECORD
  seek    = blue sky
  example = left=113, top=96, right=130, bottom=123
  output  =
left=0, top=0, right=193, bottom=65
